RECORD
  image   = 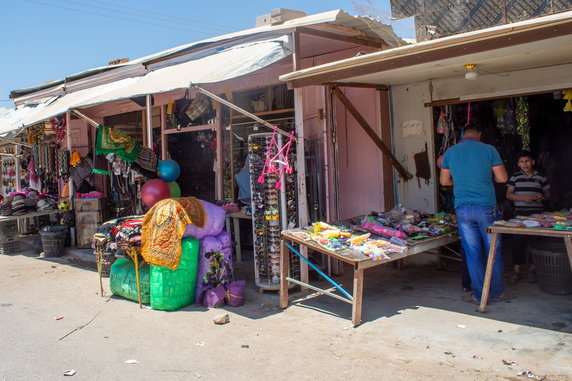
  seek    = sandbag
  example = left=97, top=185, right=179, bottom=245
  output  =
left=150, top=238, right=200, bottom=311
left=182, top=200, right=225, bottom=240
left=195, top=231, right=233, bottom=303
left=109, top=257, right=150, bottom=304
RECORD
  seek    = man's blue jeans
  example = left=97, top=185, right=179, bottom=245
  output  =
left=456, top=205, right=504, bottom=301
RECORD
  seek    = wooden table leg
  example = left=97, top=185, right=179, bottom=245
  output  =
left=233, top=217, right=242, bottom=263
left=279, top=239, right=289, bottom=309
left=129, top=248, right=143, bottom=309
left=97, top=249, right=104, bottom=297
left=352, top=266, right=364, bottom=327
left=479, top=232, right=499, bottom=313
left=563, top=236, right=572, bottom=273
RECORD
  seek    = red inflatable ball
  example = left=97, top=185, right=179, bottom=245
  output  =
left=141, top=179, right=171, bottom=207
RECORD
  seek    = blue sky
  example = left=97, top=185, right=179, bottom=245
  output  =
left=0, top=0, right=414, bottom=111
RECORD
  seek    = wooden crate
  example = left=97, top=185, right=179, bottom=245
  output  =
left=74, top=198, right=106, bottom=248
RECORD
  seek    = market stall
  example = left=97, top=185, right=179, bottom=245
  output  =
left=279, top=210, right=459, bottom=326
left=480, top=213, right=572, bottom=312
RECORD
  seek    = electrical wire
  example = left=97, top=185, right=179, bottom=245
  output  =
left=85, top=0, right=237, bottom=32
left=21, top=0, right=235, bottom=35
left=58, top=0, right=237, bottom=34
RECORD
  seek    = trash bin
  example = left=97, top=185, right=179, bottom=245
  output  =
left=529, top=238, right=572, bottom=295
left=40, top=228, right=67, bottom=257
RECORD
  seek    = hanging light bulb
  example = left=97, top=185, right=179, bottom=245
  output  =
left=464, top=63, right=478, bottom=80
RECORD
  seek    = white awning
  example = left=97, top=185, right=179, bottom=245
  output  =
left=2, top=35, right=291, bottom=134
left=84, top=35, right=291, bottom=106
left=0, top=96, right=58, bottom=137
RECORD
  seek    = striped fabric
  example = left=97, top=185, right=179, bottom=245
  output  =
left=507, top=170, right=550, bottom=213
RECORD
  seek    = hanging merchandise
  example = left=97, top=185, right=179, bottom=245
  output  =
left=257, top=126, right=295, bottom=189
left=249, top=132, right=298, bottom=290
left=563, top=90, right=572, bottom=112
left=27, top=124, right=44, bottom=145
left=57, top=149, right=71, bottom=178
left=435, top=107, right=448, bottom=134
left=95, top=125, right=140, bottom=163
left=70, top=151, right=82, bottom=167
left=49, top=116, right=66, bottom=142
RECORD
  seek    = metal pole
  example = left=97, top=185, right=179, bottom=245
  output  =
left=192, top=84, right=290, bottom=137
left=145, top=95, right=153, bottom=149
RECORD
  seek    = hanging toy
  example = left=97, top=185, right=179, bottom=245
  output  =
left=435, top=108, right=448, bottom=134
left=257, top=126, right=295, bottom=189
left=563, top=90, right=572, bottom=112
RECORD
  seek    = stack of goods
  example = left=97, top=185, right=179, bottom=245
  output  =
left=0, top=199, right=12, bottom=216
left=11, top=194, right=26, bottom=216
left=494, top=210, right=572, bottom=230
left=105, top=198, right=247, bottom=310
left=24, top=191, right=39, bottom=212
left=248, top=133, right=298, bottom=289
left=36, top=197, right=56, bottom=212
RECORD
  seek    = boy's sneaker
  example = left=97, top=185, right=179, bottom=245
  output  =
left=509, top=273, right=523, bottom=284
left=526, top=272, right=538, bottom=284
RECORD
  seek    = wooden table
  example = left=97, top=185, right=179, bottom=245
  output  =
left=480, top=225, right=572, bottom=312
left=279, top=228, right=459, bottom=326
left=0, top=209, right=61, bottom=223
left=225, top=211, right=252, bottom=262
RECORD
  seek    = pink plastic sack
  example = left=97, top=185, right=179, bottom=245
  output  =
left=203, top=284, right=226, bottom=308
left=225, top=280, right=246, bottom=307
left=182, top=200, right=225, bottom=240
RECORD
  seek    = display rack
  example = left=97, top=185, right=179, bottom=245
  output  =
left=248, top=133, right=299, bottom=290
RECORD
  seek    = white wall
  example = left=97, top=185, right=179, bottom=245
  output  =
left=390, top=82, right=437, bottom=213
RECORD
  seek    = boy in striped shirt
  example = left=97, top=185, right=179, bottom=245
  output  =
left=506, top=151, right=551, bottom=283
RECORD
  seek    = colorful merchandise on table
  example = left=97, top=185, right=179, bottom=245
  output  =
left=291, top=207, right=456, bottom=261
left=494, top=210, right=572, bottom=230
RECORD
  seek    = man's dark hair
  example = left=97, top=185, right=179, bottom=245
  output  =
left=517, top=150, right=534, bottom=161
left=463, top=123, right=482, bottom=134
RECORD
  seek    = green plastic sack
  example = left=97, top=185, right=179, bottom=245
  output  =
left=150, top=238, right=200, bottom=311
left=109, top=257, right=150, bottom=304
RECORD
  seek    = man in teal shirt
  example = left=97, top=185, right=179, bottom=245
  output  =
left=440, top=123, right=508, bottom=303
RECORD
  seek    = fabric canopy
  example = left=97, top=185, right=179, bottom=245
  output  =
left=0, top=35, right=291, bottom=135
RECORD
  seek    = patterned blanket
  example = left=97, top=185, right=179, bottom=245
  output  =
left=95, top=125, right=140, bottom=163
left=141, top=197, right=206, bottom=269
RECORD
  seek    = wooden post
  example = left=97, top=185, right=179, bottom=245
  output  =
left=145, top=95, right=153, bottom=149
left=331, top=87, right=412, bottom=181
left=292, top=30, right=309, bottom=286
left=160, top=105, right=168, bottom=160
left=564, top=236, right=572, bottom=272
left=215, top=101, right=223, bottom=201
left=479, top=232, right=499, bottom=313
left=352, top=266, right=364, bottom=327
left=280, top=238, right=289, bottom=308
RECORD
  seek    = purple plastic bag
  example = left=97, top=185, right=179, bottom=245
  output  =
left=203, top=284, right=226, bottom=308
left=182, top=200, right=226, bottom=240
left=195, top=231, right=233, bottom=303
left=225, top=280, right=246, bottom=307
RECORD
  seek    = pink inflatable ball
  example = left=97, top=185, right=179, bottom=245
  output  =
left=167, top=181, right=181, bottom=198
left=141, top=179, right=171, bottom=207
left=182, top=200, right=226, bottom=240
left=157, top=159, right=181, bottom=182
